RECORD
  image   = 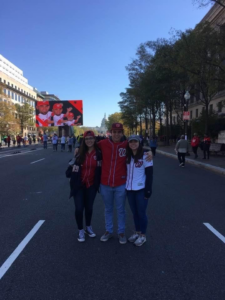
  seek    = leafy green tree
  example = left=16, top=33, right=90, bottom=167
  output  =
left=105, top=112, right=123, bottom=131
left=15, top=103, right=35, bottom=134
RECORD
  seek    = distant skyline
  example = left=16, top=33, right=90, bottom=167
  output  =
left=0, top=0, right=211, bottom=127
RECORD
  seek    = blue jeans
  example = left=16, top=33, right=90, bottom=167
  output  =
left=100, top=184, right=126, bottom=234
left=61, top=143, right=65, bottom=151
left=127, top=189, right=148, bottom=234
left=43, top=141, right=47, bottom=149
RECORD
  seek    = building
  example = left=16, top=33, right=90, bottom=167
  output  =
left=0, top=54, right=38, bottom=136
left=40, top=91, right=60, bottom=101
left=170, top=3, right=225, bottom=132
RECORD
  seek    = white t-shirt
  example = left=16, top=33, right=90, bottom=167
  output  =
left=64, top=120, right=75, bottom=126
left=126, top=154, right=153, bottom=191
left=61, top=136, right=66, bottom=144
left=38, top=112, right=52, bottom=127
left=53, top=114, right=64, bottom=126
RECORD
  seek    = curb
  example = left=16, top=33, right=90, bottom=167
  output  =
left=157, top=150, right=225, bottom=176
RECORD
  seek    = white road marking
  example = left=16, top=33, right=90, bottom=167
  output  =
left=0, top=148, right=43, bottom=159
left=203, top=223, right=225, bottom=244
left=30, top=158, right=45, bottom=164
left=0, top=220, right=45, bottom=280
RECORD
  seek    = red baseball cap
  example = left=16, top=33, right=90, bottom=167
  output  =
left=53, top=103, right=63, bottom=110
left=37, top=101, right=49, bottom=106
left=83, top=130, right=95, bottom=138
left=111, top=123, right=123, bottom=131
left=67, top=112, right=74, bottom=117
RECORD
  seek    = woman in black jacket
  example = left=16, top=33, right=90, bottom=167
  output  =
left=66, top=131, right=102, bottom=242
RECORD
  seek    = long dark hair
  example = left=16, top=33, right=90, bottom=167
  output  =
left=126, top=142, right=143, bottom=164
left=76, top=137, right=99, bottom=165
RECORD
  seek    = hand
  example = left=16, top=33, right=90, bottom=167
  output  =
left=77, top=115, right=81, bottom=120
left=145, top=151, right=152, bottom=162
left=67, top=107, right=72, bottom=112
left=74, top=148, right=79, bottom=156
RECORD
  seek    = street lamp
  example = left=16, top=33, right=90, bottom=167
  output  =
left=184, top=91, right=190, bottom=140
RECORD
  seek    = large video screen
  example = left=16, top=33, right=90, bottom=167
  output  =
left=35, top=100, right=83, bottom=127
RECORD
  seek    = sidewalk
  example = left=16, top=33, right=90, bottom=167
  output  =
left=156, top=144, right=225, bottom=175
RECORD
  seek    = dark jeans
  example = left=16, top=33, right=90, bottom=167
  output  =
left=178, top=152, right=186, bottom=165
left=53, top=143, right=58, bottom=151
left=61, top=143, right=65, bottom=151
left=203, top=146, right=210, bottom=159
left=73, top=185, right=97, bottom=230
left=150, top=147, right=156, bottom=156
left=43, top=141, right=47, bottom=149
left=192, top=146, right=198, bottom=158
left=68, top=145, right=72, bottom=152
left=127, top=189, right=148, bottom=234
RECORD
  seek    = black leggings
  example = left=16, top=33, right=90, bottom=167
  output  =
left=73, top=185, right=97, bottom=230
left=178, top=152, right=186, bottom=165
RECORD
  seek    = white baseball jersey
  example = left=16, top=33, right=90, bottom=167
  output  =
left=64, top=120, right=75, bottom=126
left=126, top=154, right=153, bottom=191
left=53, top=114, right=64, bottom=126
left=38, top=112, right=52, bottom=127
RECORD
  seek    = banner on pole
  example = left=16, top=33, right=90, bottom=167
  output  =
left=35, top=100, right=83, bottom=127
left=183, top=111, right=190, bottom=120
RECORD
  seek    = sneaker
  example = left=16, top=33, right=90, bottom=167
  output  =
left=78, top=229, right=85, bottom=242
left=85, top=226, right=96, bottom=238
left=134, top=235, right=146, bottom=247
left=128, top=232, right=139, bottom=243
left=179, top=163, right=183, bottom=167
left=100, top=231, right=113, bottom=242
left=118, top=233, right=127, bottom=244
left=181, top=165, right=185, bottom=168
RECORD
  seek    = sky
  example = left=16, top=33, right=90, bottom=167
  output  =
left=0, top=0, right=211, bottom=127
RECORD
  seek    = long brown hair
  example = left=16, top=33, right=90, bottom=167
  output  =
left=76, top=138, right=99, bottom=165
left=126, top=142, right=143, bottom=164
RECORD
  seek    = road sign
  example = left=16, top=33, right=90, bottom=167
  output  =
left=183, top=111, right=190, bottom=120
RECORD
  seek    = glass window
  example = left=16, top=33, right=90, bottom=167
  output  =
left=8, top=90, right=10, bottom=97
left=11, top=92, right=14, bottom=99
left=196, top=109, right=198, bottom=118
left=4, top=89, right=6, bottom=94
left=18, top=95, right=21, bottom=102
left=15, top=94, right=17, bottom=101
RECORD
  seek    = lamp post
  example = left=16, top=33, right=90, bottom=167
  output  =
left=184, top=91, right=190, bottom=140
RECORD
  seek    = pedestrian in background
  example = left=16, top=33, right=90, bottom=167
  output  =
left=203, top=134, right=211, bottom=159
left=68, top=136, right=73, bottom=152
left=52, top=133, right=58, bottom=151
left=7, top=135, right=11, bottom=147
left=126, top=135, right=153, bottom=247
left=61, top=134, right=66, bottom=151
left=66, top=130, right=102, bottom=242
left=43, top=132, right=48, bottom=149
left=175, top=135, right=189, bottom=167
left=191, top=133, right=200, bottom=159
left=72, top=135, right=76, bottom=148
left=149, top=136, right=158, bottom=156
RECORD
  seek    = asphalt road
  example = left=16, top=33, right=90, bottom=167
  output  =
left=0, top=145, right=225, bottom=300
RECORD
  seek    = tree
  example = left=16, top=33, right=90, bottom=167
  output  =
left=0, top=102, right=20, bottom=136
left=193, top=0, right=225, bottom=8
left=105, top=112, right=123, bottom=131
left=15, top=103, right=35, bottom=134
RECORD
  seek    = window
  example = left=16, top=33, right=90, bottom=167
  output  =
left=11, top=92, right=14, bottom=99
left=196, top=109, right=198, bottom=118
left=15, top=94, right=17, bottom=101
left=4, top=80, right=6, bottom=84
left=190, top=111, right=192, bottom=119
left=218, top=101, right=222, bottom=113
left=18, top=95, right=21, bottom=102
left=0, top=78, right=2, bottom=82
left=4, top=89, right=6, bottom=94
left=8, top=90, right=10, bottom=97
left=210, top=104, right=213, bottom=114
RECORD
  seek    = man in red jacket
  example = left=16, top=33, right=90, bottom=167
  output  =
left=191, top=133, right=200, bottom=159
left=98, top=123, right=152, bottom=244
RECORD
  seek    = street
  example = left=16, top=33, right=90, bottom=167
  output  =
left=0, top=146, right=225, bottom=300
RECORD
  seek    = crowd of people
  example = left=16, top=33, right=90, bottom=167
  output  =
left=0, top=134, right=37, bottom=148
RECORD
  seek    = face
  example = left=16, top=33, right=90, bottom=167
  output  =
left=129, top=139, right=139, bottom=151
left=68, top=116, right=74, bottom=121
left=111, top=130, right=123, bottom=143
left=38, top=105, right=50, bottom=114
left=85, top=136, right=95, bottom=148
left=53, top=108, right=63, bottom=115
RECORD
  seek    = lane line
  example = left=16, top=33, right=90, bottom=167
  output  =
left=0, top=148, right=43, bottom=159
left=30, top=158, right=45, bottom=164
left=0, top=220, right=45, bottom=280
left=203, top=223, right=225, bottom=244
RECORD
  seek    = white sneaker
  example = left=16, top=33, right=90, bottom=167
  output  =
left=128, top=232, right=139, bottom=243
left=85, top=226, right=96, bottom=238
left=134, top=235, right=146, bottom=247
left=78, top=229, right=85, bottom=242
